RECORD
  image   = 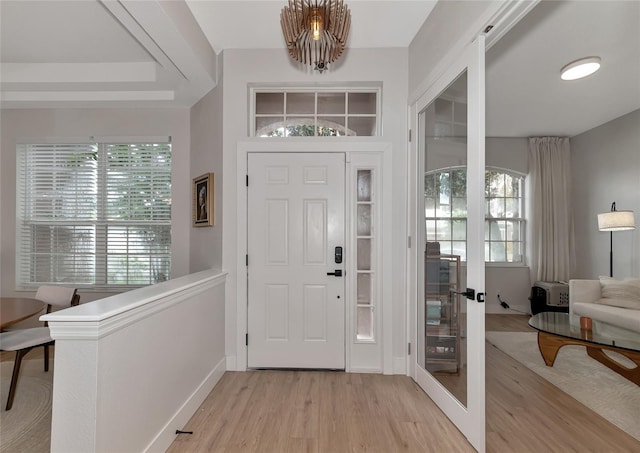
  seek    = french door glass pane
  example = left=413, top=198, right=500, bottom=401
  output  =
left=419, top=70, right=468, bottom=407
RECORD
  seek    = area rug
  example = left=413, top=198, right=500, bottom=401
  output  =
left=486, top=331, right=640, bottom=441
left=0, top=360, right=52, bottom=453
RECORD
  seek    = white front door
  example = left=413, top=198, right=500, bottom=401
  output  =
left=247, top=152, right=345, bottom=369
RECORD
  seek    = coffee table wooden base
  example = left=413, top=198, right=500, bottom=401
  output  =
left=537, top=331, right=640, bottom=386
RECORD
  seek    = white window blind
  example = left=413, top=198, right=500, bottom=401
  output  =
left=16, top=142, right=172, bottom=289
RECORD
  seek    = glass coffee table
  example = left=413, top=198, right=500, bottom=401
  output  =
left=528, top=312, right=640, bottom=386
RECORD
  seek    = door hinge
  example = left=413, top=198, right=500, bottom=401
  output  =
left=246, top=175, right=249, bottom=186
left=245, top=333, right=248, bottom=346
left=408, top=129, right=412, bottom=142
left=407, top=236, right=412, bottom=248
left=408, top=342, right=411, bottom=355
left=246, top=254, right=248, bottom=266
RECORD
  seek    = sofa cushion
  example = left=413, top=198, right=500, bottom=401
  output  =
left=573, top=302, right=640, bottom=333
left=595, top=297, right=640, bottom=310
left=597, top=276, right=640, bottom=309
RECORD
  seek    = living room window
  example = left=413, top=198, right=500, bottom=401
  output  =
left=425, top=167, right=525, bottom=263
left=251, top=88, right=380, bottom=137
left=16, top=141, right=172, bottom=289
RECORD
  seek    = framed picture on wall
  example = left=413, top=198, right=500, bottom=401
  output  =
left=193, top=172, right=214, bottom=227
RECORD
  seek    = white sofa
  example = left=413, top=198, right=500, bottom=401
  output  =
left=569, top=278, right=640, bottom=333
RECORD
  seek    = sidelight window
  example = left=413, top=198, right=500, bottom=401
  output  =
left=355, top=169, right=376, bottom=341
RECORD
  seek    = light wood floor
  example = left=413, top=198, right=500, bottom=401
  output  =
left=168, top=314, right=640, bottom=452
left=3, top=316, right=638, bottom=451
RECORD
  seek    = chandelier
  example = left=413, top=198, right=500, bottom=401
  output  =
left=280, top=0, right=351, bottom=73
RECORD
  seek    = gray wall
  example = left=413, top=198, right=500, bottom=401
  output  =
left=409, top=1, right=502, bottom=100
left=190, top=58, right=224, bottom=273
left=571, top=109, right=640, bottom=279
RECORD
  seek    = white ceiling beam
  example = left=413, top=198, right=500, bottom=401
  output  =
left=3, top=90, right=175, bottom=102
left=118, top=0, right=218, bottom=104
left=2, top=62, right=158, bottom=84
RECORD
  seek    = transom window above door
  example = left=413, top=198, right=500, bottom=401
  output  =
left=251, top=88, right=380, bottom=137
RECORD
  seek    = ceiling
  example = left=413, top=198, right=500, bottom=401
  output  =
left=185, top=0, right=437, bottom=53
left=1, top=0, right=638, bottom=138
left=485, top=0, right=640, bottom=137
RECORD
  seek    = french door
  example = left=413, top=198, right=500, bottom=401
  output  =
left=410, top=36, right=486, bottom=451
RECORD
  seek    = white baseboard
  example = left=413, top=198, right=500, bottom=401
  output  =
left=144, top=356, right=226, bottom=452
left=349, top=367, right=382, bottom=374
left=226, top=355, right=237, bottom=371
left=393, top=356, right=406, bottom=375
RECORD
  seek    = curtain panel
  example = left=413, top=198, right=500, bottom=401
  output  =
left=527, top=137, right=574, bottom=282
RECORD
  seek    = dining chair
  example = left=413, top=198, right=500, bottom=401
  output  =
left=0, top=286, right=79, bottom=410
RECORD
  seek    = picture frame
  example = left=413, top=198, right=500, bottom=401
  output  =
left=193, top=172, right=214, bottom=227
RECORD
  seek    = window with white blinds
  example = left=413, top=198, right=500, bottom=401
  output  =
left=16, top=142, right=172, bottom=289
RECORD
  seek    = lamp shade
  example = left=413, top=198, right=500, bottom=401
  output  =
left=597, top=210, right=636, bottom=231
left=281, top=0, right=351, bottom=73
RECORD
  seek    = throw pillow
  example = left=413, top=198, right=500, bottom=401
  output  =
left=598, top=276, right=640, bottom=309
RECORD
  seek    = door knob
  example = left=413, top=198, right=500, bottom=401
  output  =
left=327, top=270, right=343, bottom=277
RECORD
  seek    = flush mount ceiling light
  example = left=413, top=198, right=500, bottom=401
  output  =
left=281, top=0, right=351, bottom=73
left=560, top=56, right=601, bottom=80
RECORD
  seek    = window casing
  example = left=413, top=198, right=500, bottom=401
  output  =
left=252, top=88, right=380, bottom=137
left=16, top=142, right=172, bottom=289
left=424, top=167, right=525, bottom=264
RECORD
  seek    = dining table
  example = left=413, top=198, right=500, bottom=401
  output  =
left=0, top=297, right=46, bottom=329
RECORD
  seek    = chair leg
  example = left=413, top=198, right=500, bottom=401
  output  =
left=6, top=348, right=33, bottom=411
left=44, top=344, right=49, bottom=372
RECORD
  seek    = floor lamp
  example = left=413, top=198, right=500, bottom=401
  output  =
left=597, top=202, right=636, bottom=277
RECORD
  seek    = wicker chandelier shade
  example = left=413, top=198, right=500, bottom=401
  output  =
left=281, top=0, right=351, bottom=73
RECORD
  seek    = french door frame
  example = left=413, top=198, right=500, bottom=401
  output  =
left=408, top=36, right=486, bottom=452
left=404, top=3, right=540, bottom=451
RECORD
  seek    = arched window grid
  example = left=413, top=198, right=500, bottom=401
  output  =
left=424, top=166, right=526, bottom=264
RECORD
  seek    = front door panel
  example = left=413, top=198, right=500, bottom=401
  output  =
left=247, top=152, right=345, bottom=369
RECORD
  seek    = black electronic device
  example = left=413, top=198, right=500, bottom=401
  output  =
left=334, top=246, right=343, bottom=264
